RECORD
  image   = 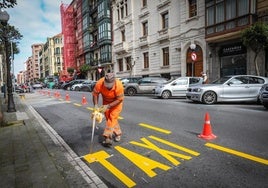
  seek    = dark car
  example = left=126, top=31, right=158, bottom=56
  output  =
left=14, top=85, right=25, bottom=93
left=79, top=81, right=97, bottom=92
left=124, top=77, right=169, bottom=96
left=61, top=79, right=87, bottom=90
left=259, top=83, right=268, bottom=109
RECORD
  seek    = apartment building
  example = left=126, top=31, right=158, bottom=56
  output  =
left=61, top=0, right=268, bottom=81
left=205, top=0, right=268, bottom=81
left=112, top=0, right=206, bottom=79
left=25, top=44, right=43, bottom=82
left=39, top=33, right=64, bottom=78
left=61, top=0, right=113, bottom=81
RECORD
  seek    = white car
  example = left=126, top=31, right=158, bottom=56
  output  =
left=154, top=77, right=203, bottom=99
left=32, top=83, right=43, bottom=89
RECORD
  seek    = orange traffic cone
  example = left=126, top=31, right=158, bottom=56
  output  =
left=81, top=95, right=88, bottom=105
left=198, top=112, right=217, bottom=140
left=57, top=91, right=61, bottom=98
left=65, top=93, right=70, bottom=101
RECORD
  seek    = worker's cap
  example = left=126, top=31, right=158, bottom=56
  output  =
left=104, top=73, right=115, bottom=89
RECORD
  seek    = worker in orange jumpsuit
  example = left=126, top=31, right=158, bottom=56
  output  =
left=92, top=73, right=124, bottom=146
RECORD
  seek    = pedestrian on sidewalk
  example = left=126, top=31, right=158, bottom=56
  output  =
left=92, top=72, right=124, bottom=146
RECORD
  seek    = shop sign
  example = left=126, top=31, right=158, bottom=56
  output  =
left=219, top=43, right=246, bottom=56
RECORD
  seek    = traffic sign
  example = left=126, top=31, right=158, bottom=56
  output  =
left=191, top=52, right=197, bottom=61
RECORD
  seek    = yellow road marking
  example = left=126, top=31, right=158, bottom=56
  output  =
left=138, top=123, right=171, bottom=134
left=115, top=146, right=171, bottom=177
left=149, top=136, right=200, bottom=156
left=205, top=143, right=268, bottom=165
left=84, top=151, right=136, bottom=187
left=73, top=103, right=82, bottom=107
left=130, top=138, right=192, bottom=166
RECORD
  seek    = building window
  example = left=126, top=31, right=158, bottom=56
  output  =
left=121, top=30, right=125, bottom=42
left=142, top=0, right=147, bottom=7
left=205, top=0, right=251, bottom=35
left=162, top=47, right=169, bottom=66
left=117, top=0, right=128, bottom=20
left=98, top=21, right=111, bottom=41
left=55, top=47, right=60, bottom=55
left=142, top=21, right=148, bottom=36
left=189, top=0, right=197, bottom=18
left=118, top=59, right=123, bottom=71
left=125, top=56, right=131, bottom=70
left=143, top=52, right=149, bottom=69
left=161, top=12, right=169, bottom=29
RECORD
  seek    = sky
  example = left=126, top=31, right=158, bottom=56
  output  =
left=7, top=0, right=72, bottom=76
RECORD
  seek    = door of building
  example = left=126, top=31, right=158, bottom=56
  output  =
left=186, top=45, right=203, bottom=77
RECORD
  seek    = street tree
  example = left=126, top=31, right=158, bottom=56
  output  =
left=0, top=24, right=23, bottom=59
left=0, top=0, right=17, bottom=8
left=241, top=22, right=268, bottom=76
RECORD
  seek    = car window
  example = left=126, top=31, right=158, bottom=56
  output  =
left=212, top=76, right=231, bottom=84
left=190, top=78, right=201, bottom=84
left=175, top=78, right=188, bottom=85
left=229, top=76, right=248, bottom=84
left=248, top=76, right=265, bottom=84
left=140, top=77, right=151, bottom=83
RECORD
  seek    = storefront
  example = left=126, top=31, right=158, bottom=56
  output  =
left=219, top=43, right=247, bottom=77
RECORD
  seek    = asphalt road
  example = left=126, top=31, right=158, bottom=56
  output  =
left=28, top=89, right=268, bottom=188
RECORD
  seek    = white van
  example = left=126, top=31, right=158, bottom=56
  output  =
left=154, top=77, right=203, bottom=99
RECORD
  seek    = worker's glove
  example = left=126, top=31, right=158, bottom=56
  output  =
left=93, top=104, right=99, bottom=112
left=91, top=111, right=103, bottom=123
left=99, top=105, right=109, bottom=113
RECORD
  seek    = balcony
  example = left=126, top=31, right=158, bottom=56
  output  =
left=114, top=42, right=129, bottom=55
left=205, top=14, right=257, bottom=43
left=157, top=28, right=169, bottom=42
left=139, top=36, right=148, bottom=47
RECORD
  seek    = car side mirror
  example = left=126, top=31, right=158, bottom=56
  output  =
left=171, top=82, right=177, bottom=86
left=227, top=82, right=233, bottom=85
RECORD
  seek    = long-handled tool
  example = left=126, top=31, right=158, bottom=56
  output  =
left=89, top=114, right=96, bottom=153
left=89, top=110, right=103, bottom=153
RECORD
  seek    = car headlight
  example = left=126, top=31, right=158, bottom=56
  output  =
left=193, top=88, right=202, bottom=92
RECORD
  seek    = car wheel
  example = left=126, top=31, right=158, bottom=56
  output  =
left=127, top=87, right=137, bottom=96
left=263, top=103, right=268, bottom=109
left=74, top=86, right=80, bottom=91
left=161, top=90, right=171, bottom=99
left=202, top=91, right=217, bottom=104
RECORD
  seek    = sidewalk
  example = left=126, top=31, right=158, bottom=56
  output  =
left=0, top=93, right=107, bottom=188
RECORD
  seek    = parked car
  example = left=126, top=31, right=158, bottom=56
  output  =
left=79, top=81, right=97, bottom=92
left=32, top=83, right=43, bottom=89
left=120, top=77, right=142, bottom=87
left=154, top=77, right=203, bottom=99
left=71, top=80, right=93, bottom=91
left=186, top=75, right=268, bottom=104
left=14, top=85, right=25, bottom=93
left=124, top=77, right=169, bottom=96
left=259, top=83, right=268, bottom=109
left=61, top=79, right=87, bottom=90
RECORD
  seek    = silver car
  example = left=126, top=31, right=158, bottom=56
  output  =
left=186, top=75, right=268, bottom=104
left=154, top=77, right=203, bottom=99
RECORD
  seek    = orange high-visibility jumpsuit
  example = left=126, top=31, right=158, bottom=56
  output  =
left=92, top=78, right=124, bottom=138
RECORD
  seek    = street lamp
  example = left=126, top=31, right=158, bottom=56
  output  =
left=0, top=9, right=16, bottom=112
left=190, top=43, right=196, bottom=77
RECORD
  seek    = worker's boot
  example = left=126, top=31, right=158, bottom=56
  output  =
left=114, top=135, right=121, bottom=142
left=102, top=136, right=112, bottom=147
